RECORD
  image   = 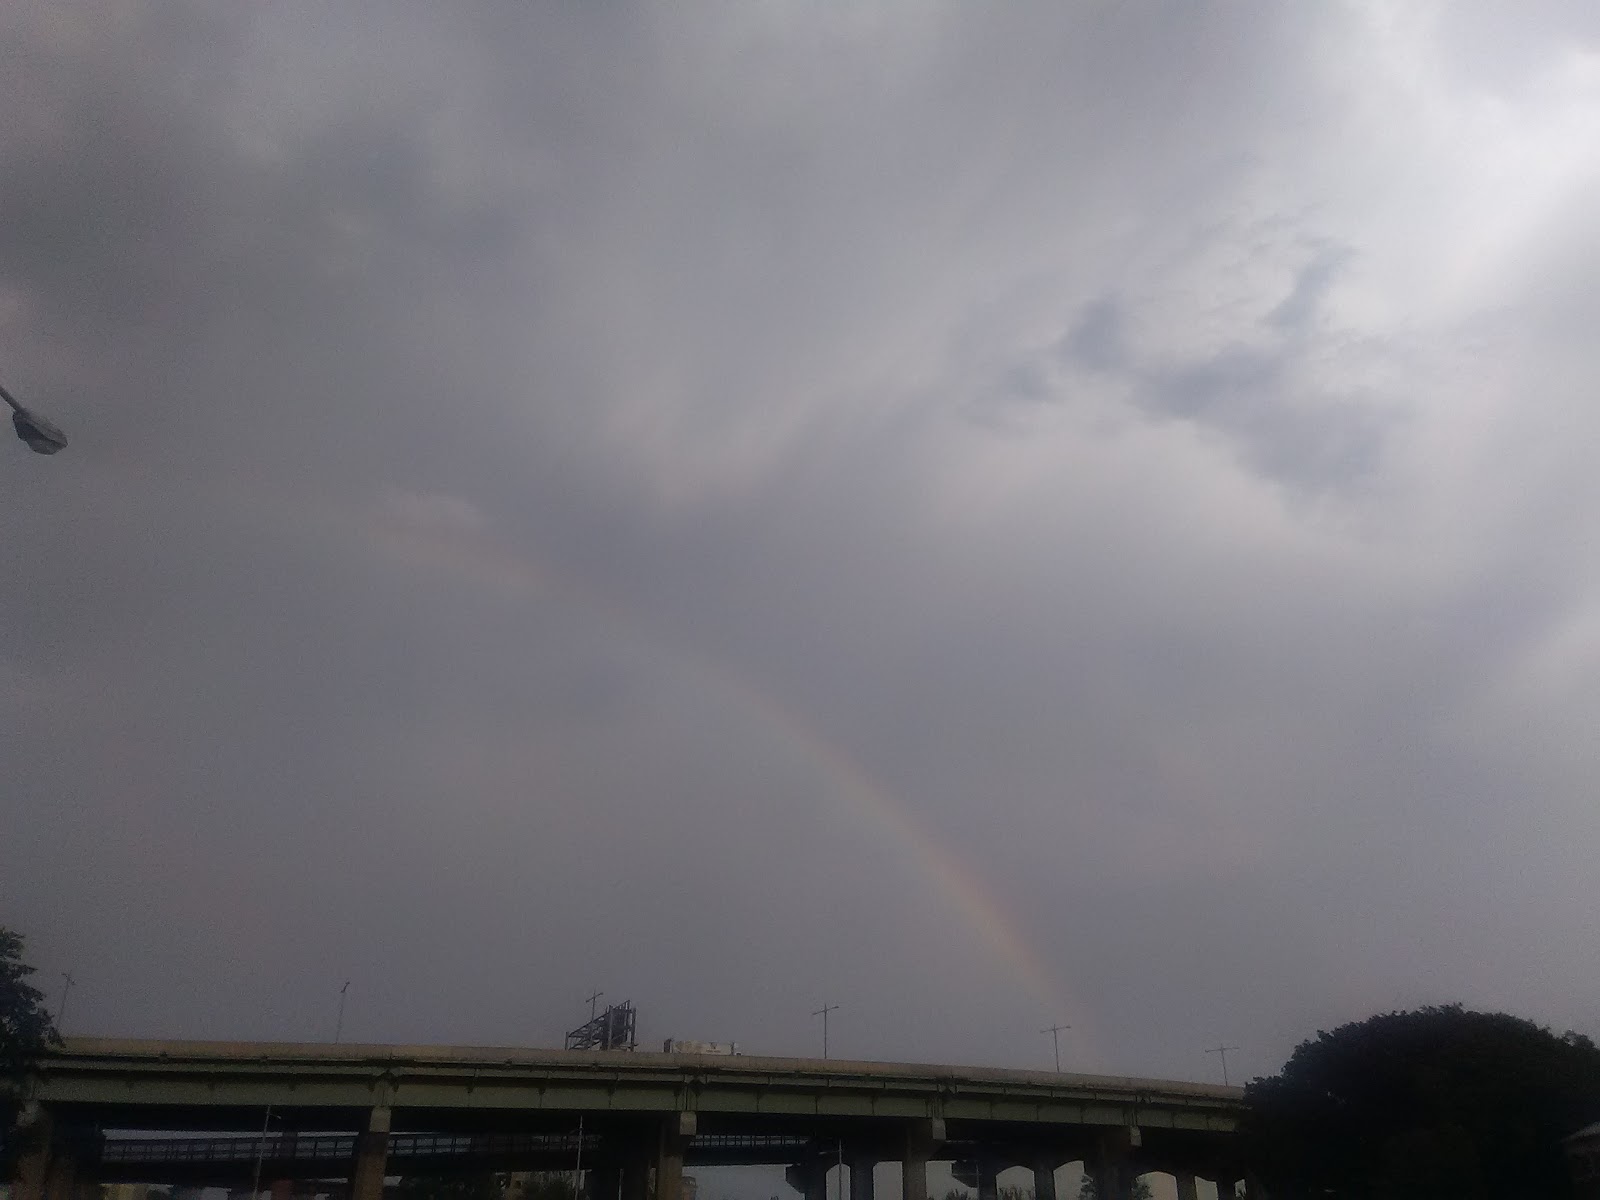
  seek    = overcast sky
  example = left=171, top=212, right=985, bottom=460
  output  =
left=3, top=1, right=1599, bottom=1088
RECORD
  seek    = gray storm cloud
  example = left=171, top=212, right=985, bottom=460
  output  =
left=3, top=1, right=1599, bottom=1087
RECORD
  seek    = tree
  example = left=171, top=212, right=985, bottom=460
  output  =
left=1, top=926, right=60, bottom=1171
left=0, top=926, right=57, bottom=1086
left=1243, top=1005, right=1600, bottom=1199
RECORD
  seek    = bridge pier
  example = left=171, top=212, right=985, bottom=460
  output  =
left=901, top=1118, right=942, bottom=1200
left=1089, top=1129, right=1135, bottom=1200
left=14, top=1109, right=94, bottom=1200
left=348, top=1106, right=389, bottom=1200
left=850, top=1155, right=876, bottom=1200
left=1032, top=1155, right=1059, bottom=1200
left=10, top=1106, right=53, bottom=1200
left=975, top=1157, right=999, bottom=1200
left=620, top=1153, right=649, bottom=1200
left=655, top=1112, right=694, bottom=1200
left=592, top=1159, right=621, bottom=1200
left=1174, top=1172, right=1198, bottom=1200
left=42, top=1153, right=78, bottom=1200
left=785, top=1157, right=827, bottom=1200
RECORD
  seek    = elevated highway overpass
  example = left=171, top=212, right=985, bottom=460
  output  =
left=11, top=1040, right=1255, bottom=1200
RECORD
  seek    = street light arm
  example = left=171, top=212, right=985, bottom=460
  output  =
left=1, top=376, right=68, bottom=454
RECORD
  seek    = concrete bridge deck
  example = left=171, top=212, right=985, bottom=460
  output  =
left=12, top=1039, right=1256, bottom=1200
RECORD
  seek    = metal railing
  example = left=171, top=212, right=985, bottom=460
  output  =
left=102, top=1136, right=356, bottom=1165
left=98, top=1131, right=595, bottom=1168
left=98, top=1129, right=829, bottom=1170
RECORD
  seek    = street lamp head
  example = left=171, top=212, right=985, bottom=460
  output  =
left=2, top=380, right=68, bottom=454
left=12, top=406, right=68, bottom=454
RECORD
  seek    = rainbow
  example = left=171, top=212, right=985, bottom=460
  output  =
left=706, top=671, right=1086, bottom=1031
left=364, top=503, right=1091, bottom=1051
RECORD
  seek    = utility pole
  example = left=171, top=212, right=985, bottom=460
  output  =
left=1206, top=1044, right=1240, bottom=1086
left=56, top=973, right=75, bottom=1032
left=572, top=1114, right=586, bottom=1200
left=586, top=990, right=604, bottom=1021
left=334, top=981, right=351, bottom=1043
left=251, top=1105, right=273, bottom=1200
left=812, top=1003, right=839, bottom=1058
left=1041, top=1024, right=1070, bottom=1072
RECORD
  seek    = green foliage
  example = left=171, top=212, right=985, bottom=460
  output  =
left=1075, top=1174, right=1151, bottom=1200
left=520, top=1175, right=581, bottom=1200
left=944, top=1185, right=1042, bottom=1200
left=0, top=926, right=59, bottom=1088
left=393, top=1173, right=582, bottom=1200
left=395, top=1173, right=512, bottom=1200
left=1243, top=1005, right=1600, bottom=1199
left=1, top=926, right=60, bottom=1173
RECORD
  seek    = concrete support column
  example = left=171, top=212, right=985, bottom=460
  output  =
left=348, top=1106, right=390, bottom=1200
left=11, top=1107, right=54, bottom=1200
left=1032, top=1157, right=1058, bottom=1200
left=785, top=1161, right=826, bottom=1200
left=619, top=1158, right=649, bottom=1200
left=618, top=1126, right=651, bottom=1200
left=975, top=1159, right=999, bottom=1200
left=277, top=1129, right=299, bottom=1190
left=41, top=1131, right=82, bottom=1200
left=40, top=1157, right=73, bottom=1200
left=1212, top=1174, right=1236, bottom=1200
left=1087, top=1162, right=1127, bottom=1200
left=1174, top=1173, right=1198, bottom=1200
left=901, top=1119, right=941, bottom=1200
left=850, top=1158, right=876, bottom=1200
left=654, top=1113, right=693, bottom=1200
left=1089, top=1130, right=1134, bottom=1200
left=592, top=1161, right=621, bottom=1200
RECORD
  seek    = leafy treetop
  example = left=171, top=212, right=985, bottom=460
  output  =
left=1, top=926, right=59, bottom=1090
left=1243, top=1005, right=1600, bottom=1200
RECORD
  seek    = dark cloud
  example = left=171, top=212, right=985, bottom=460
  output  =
left=1061, top=297, right=1127, bottom=373
left=1139, top=344, right=1387, bottom=488
left=1267, top=246, right=1350, bottom=333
